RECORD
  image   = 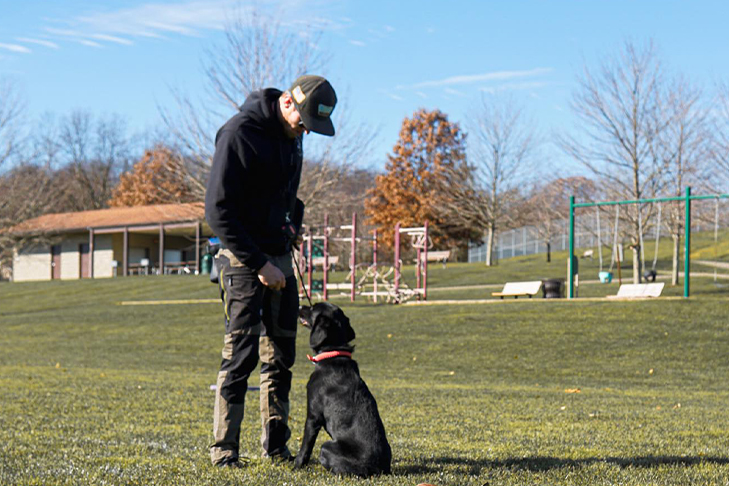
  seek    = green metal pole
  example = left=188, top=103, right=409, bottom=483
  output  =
left=684, top=186, right=691, bottom=298
left=568, top=196, right=575, bottom=299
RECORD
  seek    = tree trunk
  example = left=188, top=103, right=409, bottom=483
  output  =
left=632, top=245, right=641, bottom=284
left=485, top=225, right=495, bottom=267
left=672, top=233, right=680, bottom=285
left=546, top=241, right=551, bottom=263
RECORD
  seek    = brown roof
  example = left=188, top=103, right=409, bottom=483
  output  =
left=8, top=202, right=205, bottom=235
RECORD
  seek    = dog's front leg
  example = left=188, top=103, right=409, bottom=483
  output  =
left=294, top=415, right=322, bottom=469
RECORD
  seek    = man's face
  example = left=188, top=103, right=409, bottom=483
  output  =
left=280, top=92, right=309, bottom=139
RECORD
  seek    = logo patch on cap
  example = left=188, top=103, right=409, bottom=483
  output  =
left=292, top=86, right=306, bottom=104
left=318, top=104, right=333, bottom=117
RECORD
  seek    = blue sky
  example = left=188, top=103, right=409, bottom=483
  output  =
left=2, top=0, right=729, bottom=173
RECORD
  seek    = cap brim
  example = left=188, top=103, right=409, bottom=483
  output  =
left=298, top=109, right=335, bottom=136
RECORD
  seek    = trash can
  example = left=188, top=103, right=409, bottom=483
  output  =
left=542, top=278, right=564, bottom=299
left=201, top=253, right=213, bottom=275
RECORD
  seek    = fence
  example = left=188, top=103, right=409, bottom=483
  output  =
left=468, top=223, right=598, bottom=262
left=468, top=199, right=729, bottom=264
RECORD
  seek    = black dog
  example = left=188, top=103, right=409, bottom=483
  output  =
left=294, top=302, right=391, bottom=477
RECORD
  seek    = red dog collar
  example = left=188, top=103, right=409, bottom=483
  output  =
left=307, top=351, right=352, bottom=363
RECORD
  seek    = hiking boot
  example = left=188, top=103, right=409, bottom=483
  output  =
left=215, top=457, right=247, bottom=469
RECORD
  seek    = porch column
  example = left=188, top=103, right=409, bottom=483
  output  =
left=123, top=227, right=129, bottom=277
left=195, top=222, right=201, bottom=274
left=89, top=228, right=95, bottom=279
left=159, top=224, right=165, bottom=275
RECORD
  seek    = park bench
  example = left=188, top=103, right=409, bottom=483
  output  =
left=492, top=281, right=543, bottom=299
left=607, top=282, right=665, bottom=299
left=418, top=250, right=451, bottom=268
left=312, top=256, right=339, bottom=271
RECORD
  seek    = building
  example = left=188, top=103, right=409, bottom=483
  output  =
left=9, top=203, right=212, bottom=282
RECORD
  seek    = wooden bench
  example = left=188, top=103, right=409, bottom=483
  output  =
left=607, top=282, right=665, bottom=299
left=312, top=256, right=339, bottom=270
left=418, top=250, right=451, bottom=268
left=492, top=281, right=543, bottom=299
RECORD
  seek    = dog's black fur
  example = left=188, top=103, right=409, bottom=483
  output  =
left=294, top=302, right=391, bottom=477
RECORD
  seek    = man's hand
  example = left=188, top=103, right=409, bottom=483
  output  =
left=257, top=261, right=286, bottom=290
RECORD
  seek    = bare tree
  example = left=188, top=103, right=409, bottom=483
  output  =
left=55, top=110, right=132, bottom=211
left=525, top=177, right=597, bottom=263
left=558, top=40, right=669, bottom=283
left=654, top=76, right=712, bottom=285
left=714, top=81, right=729, bottom=190
left=0, top=166, right=58, bottom=271
left=159, top=6, right=326, bottom=197
left=437, top=95, right=538, bottom=266
left=0, top=77, right=25, bottom=168
left=159, top=5, right=376, bottom=215
left=0, top=83, right=62, bottom=276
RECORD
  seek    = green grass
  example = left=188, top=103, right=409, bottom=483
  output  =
left=1, top=256, right=729, bottom=485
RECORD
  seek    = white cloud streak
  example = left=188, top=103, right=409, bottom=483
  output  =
left=349, top=40, right=366, bottom=47
left=0, top=43, right=31, bottom=54
left=8, top=0, right=340, bottom=53
left=401, top=68, right=553, bottom=89
left=16, top=37, right=60, bottom=49
left=77, top=39, right=103, bottom=48
left=480, top=81, right=548, bottom=94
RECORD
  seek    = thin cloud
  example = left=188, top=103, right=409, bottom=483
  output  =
left=31, top=0, right=340, bottom=48
left=88, top=33, right=134, bottom=46
left=349, top=40, right=366, bottom=47
left=480, top=81, right=549, bottom=93
left=0, top=43, right=31, bottom=54
left=44, top=27, right=133, bottom=46
left=72, top=1, right=235, bottom=37
left=16, top=37, right=60, bottom=49
left=77, top=39, right=103, bottom=48
left=444, top=87, right=466, bottom=97
left=401, top=68, right=553, bottom=89
left=379, top=89, right=404, bottom=101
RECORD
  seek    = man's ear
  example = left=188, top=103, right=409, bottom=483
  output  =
left=299, top=306, right=313, bottom=328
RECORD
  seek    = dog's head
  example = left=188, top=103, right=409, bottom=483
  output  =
left=299, top=302, right=355, bottom=353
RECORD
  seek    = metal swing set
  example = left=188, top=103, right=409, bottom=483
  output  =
left=569, top=186, right=729, bottom=299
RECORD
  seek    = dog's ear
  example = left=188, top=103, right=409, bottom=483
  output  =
left=337, top=311, right=356, bottom=343
left=309, top=318, right=329, bottom=349
left=299, top=306, right=313, bottom=329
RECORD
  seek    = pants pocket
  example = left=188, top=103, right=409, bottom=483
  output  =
left=262, top=276, right=299, bottom=338
left=222, top=267, right=263, bottom=335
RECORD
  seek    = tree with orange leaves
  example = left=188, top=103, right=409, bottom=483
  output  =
left=365, top=109, right=468, bottom=249
left=108, top=145, right=197, bottom=207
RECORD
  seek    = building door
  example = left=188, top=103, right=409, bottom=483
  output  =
left=79, top=243, right=90, bottom=278
left=51, top=244, right=62, bottom=279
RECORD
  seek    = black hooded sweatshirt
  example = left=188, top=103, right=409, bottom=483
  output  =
left=205, top=88, right=303, bottom=271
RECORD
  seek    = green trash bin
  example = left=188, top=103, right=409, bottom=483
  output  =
left=201, top=253, right=213, bottom=274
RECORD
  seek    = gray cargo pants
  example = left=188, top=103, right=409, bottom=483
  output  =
left=210, top=249, right=298, bottom=465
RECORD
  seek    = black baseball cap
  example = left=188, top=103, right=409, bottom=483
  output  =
left=289, top=75, right=337, bottom=136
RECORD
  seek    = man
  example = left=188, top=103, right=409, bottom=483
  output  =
left=205, top=75, right=337, bottom=467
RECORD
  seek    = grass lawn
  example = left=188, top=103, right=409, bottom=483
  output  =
left=1, top=256, right=729, bottom=485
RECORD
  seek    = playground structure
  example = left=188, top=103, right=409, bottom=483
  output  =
left=568, top=186, right=729, bottom=299
left=297, top=214, right=431, bottom=304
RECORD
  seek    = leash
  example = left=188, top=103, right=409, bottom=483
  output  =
left=291, top=248, right=313, bottom=307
